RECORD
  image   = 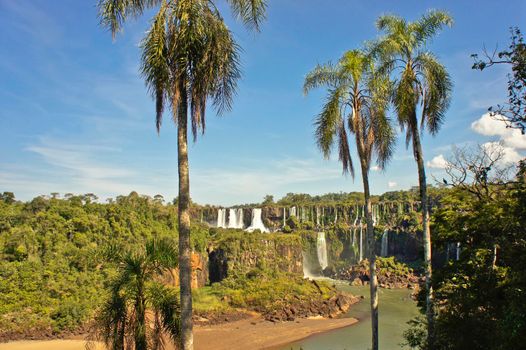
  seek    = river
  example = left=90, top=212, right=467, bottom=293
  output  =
left=281, top=282, right=419, bottom=350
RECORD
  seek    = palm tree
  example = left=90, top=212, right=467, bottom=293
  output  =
left=373, top=10, right=453, bottom=345
left=89, top=238, right=180, bottom=350
left=97, top=1, right=266, bottom=349
left=304, top=49, right=395, bottom=350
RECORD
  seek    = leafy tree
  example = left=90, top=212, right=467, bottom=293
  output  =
left=472, top=27, right=526, bottom=133
left=89, top=238, right=180, bottom=350
left=373, top=10, right=453, bottom=344
left=0, top=192, right=15, bottom=204
left=97, top=1, right=267, bottom=348
left=304, top=49, right=395, bottom=350
left=262, top=195, right=274, bottom=205
left=404, top=149, right=526, bottom=350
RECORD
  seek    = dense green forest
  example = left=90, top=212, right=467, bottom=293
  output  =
left=0, top=192, right=206, bottom=338
left=0, top=191, right=350, bottom=339
left=405, top=159, right=526, bottom=349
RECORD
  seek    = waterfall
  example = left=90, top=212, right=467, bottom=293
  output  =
left=227, top=208, right=236, bottom=229
left=381, top=229, right=389, bottom=257
left=316, top=232, right=328, bottom=270
left=359, top=223, right=363, bottom=261
left=227, top=208, right=244, bottom=229
left=216, top=208, right=227, bottom=228
left=316, top=207, right=320, bottom=226
left=282, top=207, right=286, bottom=227
left=245, top=208, right=269, bottom=233
left=290, top=206, right=297, bottom=217
left=456, top=242, right=461, bottom=260
left=236, top=208, right=244, bottom=228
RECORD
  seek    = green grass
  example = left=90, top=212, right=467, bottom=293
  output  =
left=192, top=286, right=231, bottom=313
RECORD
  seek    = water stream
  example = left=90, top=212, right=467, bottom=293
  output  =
left=316, top=232, right=328, bottom=270
left=282, top=282, right=419, bottom=350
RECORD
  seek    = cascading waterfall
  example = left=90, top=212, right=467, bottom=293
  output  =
left=456, top=242, right=461, bottom=260
left=245, top=208, right=269, bottom=233
left=381, top=229, right=389, bottom=257
left=359, top=222, right=363, bottom=261
left=217, top=208, right=227, bottom=228
left=316, top=207, right=320, bottom=227
left=226, top=208, right=244, bottom=229
left=290, top=206, right=297, bottom=217
left=236, top=208, right=244, bottom=228
left=282, top=207, right=286, bottom=227
left=228, top=208, right=237, bottom=229
left=317, top=232, right=328, bottom=270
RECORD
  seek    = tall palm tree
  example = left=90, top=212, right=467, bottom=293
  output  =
left=89, top=238, right=180, bottom=350
left=304, top=49, right=395, bottom=350
left=97, top=1, right=266, bottom=349
left=373, top=10, right=453, bottom=345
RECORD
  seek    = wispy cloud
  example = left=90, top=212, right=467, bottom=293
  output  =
left=11, top=137, right=158, bottom=199
left=1, top=0, right=62, bottom=47
left=192, top=158, right=344, bottom=205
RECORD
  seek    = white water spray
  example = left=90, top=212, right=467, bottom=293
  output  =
left=245, top=208, right=269, bottom=233
left=217, top=208, right=227, bottom=228
left=317, top=232, right=328, bottom=270
left=359, top=222, right=363, bottom=261
left=227, top=208, right=244, bottom=229
left=381, top=229, right=389, bottom=257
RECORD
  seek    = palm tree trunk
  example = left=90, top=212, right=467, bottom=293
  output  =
left=361, top=162, right=379, bottom=350
left=178, top=86, right=193, bottom=350
left=135, top=282, right=147, bottom=350
left=411, top=124, right=434, bottom=346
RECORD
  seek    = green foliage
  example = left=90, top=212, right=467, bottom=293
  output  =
left=286, top=215, right=299, bottom=229
left=472, top=27, right=526, bottom=133
left=0, top=192, right=209, bottom=337
left=304, top=48, right=395, bottom=175
left=89, top=238, right=180, bottom=350
left=405, top=164, right=526, bottom=349
left=212, top=269, right=334, bottom=313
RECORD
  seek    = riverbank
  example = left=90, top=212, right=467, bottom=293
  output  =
left=282, top=285, right=419, bottom=350
left=0, top=315, right=359, bottom=350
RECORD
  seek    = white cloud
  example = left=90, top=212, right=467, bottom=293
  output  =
left=427, top=154, right=448, bottom=169
left=471, top=113, right=526, bottom=149
left=388, top=181, right=397, bottom=188
left=482, top=142, right=523, bottom=165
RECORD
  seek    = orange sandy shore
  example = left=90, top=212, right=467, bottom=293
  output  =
left=0, top=315, right=358, bottom=350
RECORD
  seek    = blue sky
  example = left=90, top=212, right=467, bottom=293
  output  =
left=1, top=0, right=525, bottom=205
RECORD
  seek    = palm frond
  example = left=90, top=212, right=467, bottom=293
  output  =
left=416, top=51, right=452, bottom=135
left=226, top=0, right=267, bottom=31
left=337, top=118, right=354, bottom=176
left=414, top=9, right=453, bottom=46
left=140, top=1, right=169, bottom=133
left=145, top=237, right=178, bottom=272
left=303, top=63, right=341, bottom=95
left=376, top=14, right=405, bottom=34
left=98, top=0, right=163, bottom=38
left=313, top=87, right=344, bottom=159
